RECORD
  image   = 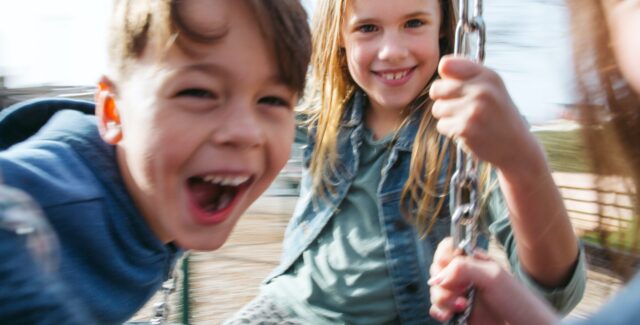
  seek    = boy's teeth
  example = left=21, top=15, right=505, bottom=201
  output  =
left=202, top=175, right=249, bottom=186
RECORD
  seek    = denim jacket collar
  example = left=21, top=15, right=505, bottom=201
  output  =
left=343, top=88, right=422, bottom=153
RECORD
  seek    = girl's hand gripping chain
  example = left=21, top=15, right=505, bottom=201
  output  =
left=428, top=239, right=557, bottom=325
left=430, top=0, right=537, bottom=175
left=429, top=238, right=503, bottom=324
left=428, top=1, right=543, bottom=324
left=430, top=57, right=532, bottom=170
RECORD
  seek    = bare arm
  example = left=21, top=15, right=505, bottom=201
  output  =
left=430, top=56, right=580, bottom=287
left=496, top=134, right=579, bottom=287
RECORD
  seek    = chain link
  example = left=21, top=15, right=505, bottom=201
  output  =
left=448, top=0, right=486, bottom=324
left=149, top=267, right=178, bottom=325
left=148, top=252, right=190, bottom=325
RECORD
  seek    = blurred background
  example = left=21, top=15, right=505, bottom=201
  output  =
left=0, top=0, right=574, bottom=123
left=1, top=0, right=634, bottom=324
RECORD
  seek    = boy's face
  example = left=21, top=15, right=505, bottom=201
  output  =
left=341, top=0, right=442, bottom=114
left=99, top=0, right=296, bottom=250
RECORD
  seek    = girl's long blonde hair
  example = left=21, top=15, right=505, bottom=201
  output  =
left=303, top=0, right=493, bottom=236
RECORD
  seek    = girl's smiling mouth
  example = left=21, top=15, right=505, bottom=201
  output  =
left=373, top=67, right=416, bottom=86
left=186, top=173, right=254, bottom=225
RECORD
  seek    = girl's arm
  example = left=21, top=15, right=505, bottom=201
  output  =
left=495, top=139, right=579, bottom=286
left=430, top=56, right=581, bottom=287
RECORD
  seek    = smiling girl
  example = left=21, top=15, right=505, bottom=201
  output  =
left=226, top=0, right=585, bottom=324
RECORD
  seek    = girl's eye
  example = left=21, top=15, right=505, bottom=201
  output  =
left=258, top=96, right=291, bottom=108
left=176, top=88, right=217, bottom=99
left=405, top=19, right=425, bottom=28
left=357, top=24, right=378, bottom=33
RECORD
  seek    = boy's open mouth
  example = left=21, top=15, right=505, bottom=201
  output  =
left=187, top=174, right=252, bottom=224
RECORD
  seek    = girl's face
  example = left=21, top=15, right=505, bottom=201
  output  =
left=341, top=0, right=442, bottom=114
left=606, top=0, right=640, bottom=94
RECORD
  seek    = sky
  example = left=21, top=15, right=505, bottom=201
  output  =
left=482, top=0, right=575, bottom=123
left=0, top=0, right=110, bottom=87
left=0, top=0, right=572, bottom=123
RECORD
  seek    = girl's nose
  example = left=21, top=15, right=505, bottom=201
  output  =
left=378, top=33, right=409, bottom=62
left=209, top=102, right=264, bottom=149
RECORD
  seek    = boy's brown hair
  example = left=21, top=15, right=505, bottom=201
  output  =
left=107, top=0, right=311, bottom=95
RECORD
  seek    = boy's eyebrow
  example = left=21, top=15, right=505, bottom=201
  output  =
left=177, top=63, right=291, bottom=88
left=178, top=63, right=227, bottom=77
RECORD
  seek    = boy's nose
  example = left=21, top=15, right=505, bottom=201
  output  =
left=209, top=103, right=264, bottom=149
left=378, top=33, right=409, bottom=62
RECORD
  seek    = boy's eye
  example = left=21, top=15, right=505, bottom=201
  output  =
left=357, top=24, right=378, bottom=33
left=176, top=88, right=217, bottom=99
left=258, top=96, right=291, bottom=108
left=405, top=19, right=425, bottom=28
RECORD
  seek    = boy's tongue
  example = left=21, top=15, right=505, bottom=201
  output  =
left=189, top=178, right=235, bottom=212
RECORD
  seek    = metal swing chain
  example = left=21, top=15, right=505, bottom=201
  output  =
left=447, top=0, right=486, bottom=324
left=149, top=265, right=178, bottom=325
left=147, top=252, right=190, bottom=325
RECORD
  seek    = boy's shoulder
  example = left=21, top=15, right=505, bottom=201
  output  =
left=0, top=98, right=108, bottom=209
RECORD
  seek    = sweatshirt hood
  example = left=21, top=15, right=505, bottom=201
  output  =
left=0, top=98, right=94, bottom=150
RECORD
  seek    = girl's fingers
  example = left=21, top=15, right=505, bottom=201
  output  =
left=432, top=257, right=474, bottom=289
left=472, top=248, right=490, bottom=260
left=430, top=304, right=453, bottom=322
left=433, top=253, right=500, bottom=293
left=431, top=97, right=467, bottom=120
left=438, top=55, right=483, bottom=80
left=430, top=78, right=465, bottom=100
left=430, top=280, right=467, bottom=303
left=435, top=116, right=467, bottom=141
left=429, top=287, right=470, bottom=322
left=430, top=237, right=455, bottom=277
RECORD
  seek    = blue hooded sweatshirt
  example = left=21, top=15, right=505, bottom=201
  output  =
left=0, top=98, right=181, bottom=324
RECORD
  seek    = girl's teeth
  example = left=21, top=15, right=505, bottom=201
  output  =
left=382, top=71, right=408, bottom=80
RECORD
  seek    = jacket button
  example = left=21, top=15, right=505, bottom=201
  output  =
left=406, top=282, right=419, bottom=293
left=394, top=219, right=408, bottom=231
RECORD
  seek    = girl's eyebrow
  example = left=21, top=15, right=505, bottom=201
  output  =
left=348, top=11, right=435, bottom=26
left=403, top=11, right=435, bottom=19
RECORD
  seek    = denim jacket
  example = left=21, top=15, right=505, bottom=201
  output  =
left=265, top=90, right=585, bottom=324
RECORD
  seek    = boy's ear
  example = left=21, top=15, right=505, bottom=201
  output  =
left=95, top=76, right=122, bottom=145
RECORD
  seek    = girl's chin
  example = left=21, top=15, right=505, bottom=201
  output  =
left=375, top=97, right=417, bottom=111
